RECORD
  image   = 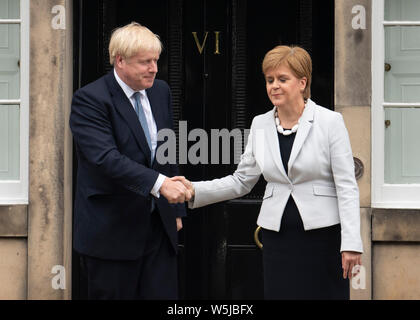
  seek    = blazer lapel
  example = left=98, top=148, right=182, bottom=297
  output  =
left=287, top=99, right=315, bottom=171
left=105, top=72, right=152, bottom=166
left=264, top=107, right=290, bottom=181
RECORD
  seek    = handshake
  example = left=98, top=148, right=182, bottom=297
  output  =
left=160, top=176, right=195, bottom=204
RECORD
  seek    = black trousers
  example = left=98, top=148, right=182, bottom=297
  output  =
left=79, top=210, right=178, bottom=300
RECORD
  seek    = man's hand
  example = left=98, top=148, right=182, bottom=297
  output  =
left=170, top=176, right=195, bottom=199
left=160, top=177, right=192, bottom=203
left=176, top=217, right=183, bottom=231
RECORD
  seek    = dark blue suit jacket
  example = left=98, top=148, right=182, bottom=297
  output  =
left=70, top=71, right=186, bottom=260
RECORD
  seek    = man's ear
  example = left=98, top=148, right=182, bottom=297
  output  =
left=115, top=55, right=124, bottom=68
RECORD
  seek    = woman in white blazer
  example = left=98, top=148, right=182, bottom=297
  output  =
left=176, top=45, right=363, bottom=299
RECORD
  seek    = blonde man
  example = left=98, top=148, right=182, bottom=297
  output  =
left=70, top=22, right=188, bottom=299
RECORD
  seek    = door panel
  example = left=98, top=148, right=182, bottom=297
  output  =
left=0, top=23, right=20, bottom=100
left=0, top=1, right=20, bottom=180
left=385, top=107, right=420, bottom=183
left=385, top=26, right=420, bottom=103
left=385, top=0, right=420, bottom=21
left=384, top=0, right=420, bottom=184
left=0, top=0, right=20, bottom=19
left=72, top=0, right=334, bottom=299
left=0, top=105, right=19, bottom=180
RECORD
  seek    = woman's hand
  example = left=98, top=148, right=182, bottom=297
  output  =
left=341, top=251, right=362, bottom=279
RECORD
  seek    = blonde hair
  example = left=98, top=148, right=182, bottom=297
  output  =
left=109, top=22, right=163, bottom=65
left=262, top=45, right=312, bottom=100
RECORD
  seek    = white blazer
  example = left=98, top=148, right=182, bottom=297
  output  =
left=189, top=99, right=363, bottom=253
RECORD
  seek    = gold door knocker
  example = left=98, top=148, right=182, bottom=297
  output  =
left=254, top=226, right=263, bottom=249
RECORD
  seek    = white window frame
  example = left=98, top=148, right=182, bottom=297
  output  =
left=372, top=0, right=420, bottom=208
left=0, top=0, right=29, bottom=205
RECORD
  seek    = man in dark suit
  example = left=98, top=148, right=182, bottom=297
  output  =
left=70, top=22, right=190, bottom=299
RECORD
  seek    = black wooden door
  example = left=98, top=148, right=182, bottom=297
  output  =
left=72, top=0, right=334, bottom=300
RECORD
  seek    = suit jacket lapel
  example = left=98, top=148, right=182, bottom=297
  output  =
left=105, top=72, right=152, bottom=166
left=146, top=86, right=165, bottom=150
left=264, top=107, right=290, bottom=181
left=287, top=99, right=315, bottom=171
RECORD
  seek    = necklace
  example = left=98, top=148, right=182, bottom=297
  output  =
left=275, top=111, right=299, bottom=136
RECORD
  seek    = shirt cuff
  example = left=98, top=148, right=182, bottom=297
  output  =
left=150, top=174, right=166, bottom=198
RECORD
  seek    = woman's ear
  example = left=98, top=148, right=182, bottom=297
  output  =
left=300, top=77, right=307, bottom=92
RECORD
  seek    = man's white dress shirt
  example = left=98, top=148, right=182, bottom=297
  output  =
left=114, top=69, right=165, bottom=198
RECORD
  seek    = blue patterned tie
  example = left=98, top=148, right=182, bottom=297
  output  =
left=133, top=92, right=155, bottom=212
left=133, top=92, right=153, bottom=163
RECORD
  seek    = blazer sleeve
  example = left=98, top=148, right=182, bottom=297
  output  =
left=189, top=119, right=262, bottom=209
left=70, top=88, right=159, bottom=197
left=329, top=113, right=364, bottom=253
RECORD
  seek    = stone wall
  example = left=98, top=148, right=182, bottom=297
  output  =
left=0, top=0, right=73, bottom=300
left=27, top=0, right=73, bottom=300
left=335, top=0, right=372, bottom=300
left=336, top=0, right=420, bottom=300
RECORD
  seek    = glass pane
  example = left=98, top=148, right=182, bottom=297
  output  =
left=385, top=0, right=420, bottom=21
left=0, top=104, right=19, bottom=180
left=384, top=26, right=420, bottom=103
left=0, top=0, right=20, bottom=19
left=385, top=108, right=420, bottom=183
left=0, top=23, right=20, bottom=99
